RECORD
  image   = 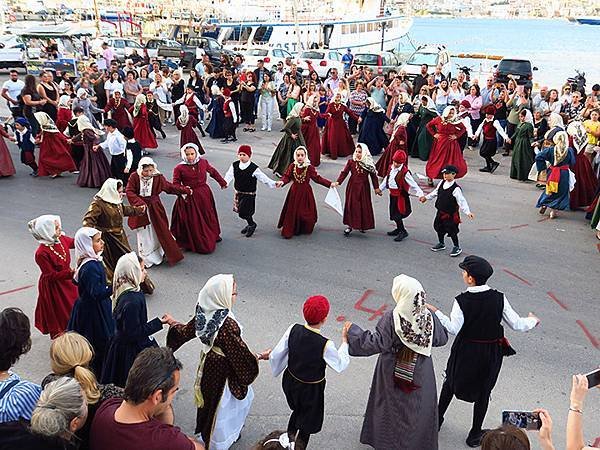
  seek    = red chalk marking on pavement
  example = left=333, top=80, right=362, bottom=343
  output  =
left=336, top=315, right=346, bottom=322
left=509, top=224, right=529, bottom=229
left=537, top=217, right=550, bottom=222
left=575, top=320, right=600, bottom=349
left=354, top=289, right=388, bottom=321
left=502, top=269, right=533, bottom=286
left=477, top=227, right=502, bottom=232
left=0, top=284, right=34, bottom=297
left=546, top=291, right=569, bottom=311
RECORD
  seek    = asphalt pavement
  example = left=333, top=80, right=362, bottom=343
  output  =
left=0, top=74, right=598, bottom=450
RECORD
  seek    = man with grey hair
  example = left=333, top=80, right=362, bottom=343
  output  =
left=90, top=347, right=203, bottom=450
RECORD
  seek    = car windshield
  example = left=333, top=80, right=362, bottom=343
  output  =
left=498, top=59, right=531, bottom=73
left=246, top=49, right=268, bottom=57
left=406, top=52, right=438, bottom=66
left=354, top=54, right=379, bottom=65
left=300, top=51, right=324, bottom=59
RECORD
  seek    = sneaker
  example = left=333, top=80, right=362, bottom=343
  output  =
left=387, top=228, right=400, bottom=236
left=261, top=127, right=266, bottom=131
left=267, top=128, right=272, bottom=132
left=245, top=224, right=257, bottom=237
left=343, top=227, right=352, bottom=236
left=240, top=226, right=249, bottom=234
left=479, top=167, right=491, bottom=172
left=73, top=170, right=80, bottom=174
left=450, top=246, right=462, bottom=257
left=30, top=171, right=38, bottom=177
left=430, top=242, right=446, bottom=252
left=490, top=161, right=500, bottom=173
left=539, top=206, right=547, bottom=215
left=393, top=230, right=409, bottom=242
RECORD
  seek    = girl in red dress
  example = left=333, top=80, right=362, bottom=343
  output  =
left=321, top=92, right=359, bottom=160
left=425, top=106, right=468, bottom=181
left=376, top=113, right=410, bottom=177
left=0, top=126, right=16, bottom=177
left=126, top=157, right=191, bottom=267
left=71, top=115, right=111, bottom=188
left=567, top=121, right=598, bottom=209
left=336, top=143, right=381, bottom=236
left=171, top=143, right=227, bottom=254
left=55, top=95, right=72, bottom=133
left=34, top=112, right=77, bottom=178
left=176, top=105, right=205, bottom=153
left=27, top=215, right=78, bottom=338
left=130, top=94, right=158, bottom=151
left=301, top=95, right=322, bottom=167
left=275, top=147, right=336, bottom=239
left=104, top=90, right=132, bottom=131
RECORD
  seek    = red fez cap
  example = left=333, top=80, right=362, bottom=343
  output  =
left=223, top=88, right=231, bottom=97
left=238, top=145, right=252, bottom=157
left=460, top=99, right=471, bottom=109
left=484, top=105, right=496, bottom=116
left=303, top=295, right=330, bottom=325
left=392, top=150, right=407, bottom=164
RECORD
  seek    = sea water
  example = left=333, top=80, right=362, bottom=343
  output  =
left=407, top=17, right=599, bottom=89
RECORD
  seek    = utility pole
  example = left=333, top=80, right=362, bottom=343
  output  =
left=93, top=0, right=101, bottom=37
left=380, top=0, right=386, bottom=51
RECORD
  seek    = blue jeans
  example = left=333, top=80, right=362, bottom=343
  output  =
left=496, top=119, right=507, bottom=147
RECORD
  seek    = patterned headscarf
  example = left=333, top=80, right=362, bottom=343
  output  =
left=112, top=252, right=143, bottom=309
left=288, top=102, right=304, bottom=119
left=566, top=121, right=588, bottom=154
left=34, top=112, right=59, bottom=133
left=552, top=130, right=569, bottom=166
left=366, top=97, right=385, bottom=113
left=178, top=104, right=189, bottom=127
left=354, top=143, right=376, bottom=174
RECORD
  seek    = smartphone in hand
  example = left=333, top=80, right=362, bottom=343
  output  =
left=502, top=410, right=541, bottom=430
left=585, top=368, right=600, bottom=388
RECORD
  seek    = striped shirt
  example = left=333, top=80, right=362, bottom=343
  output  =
left=0, top=372, right=42, bottom=423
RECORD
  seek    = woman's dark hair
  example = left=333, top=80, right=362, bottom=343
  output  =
left=124, top=347, right=182, bottom=404
left=0, top=307, right=32, bottom=371
left=22, top=74, right=38, bottom=96
left=309, top=71, right=318, bottom=81
left=110, top=71, right=122, bottom=82
left=139, top=68, right=149, bottom=78
left=470, top=84, right=481, bottom=97
left=481, top=425, right=530, bottom=450
left=189, top=68, right=198, bottom=78
left=126, top=70, right=138, bottom=79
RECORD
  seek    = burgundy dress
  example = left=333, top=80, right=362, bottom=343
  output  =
left=376, top=126, right=407, bottom=178
left=176, top=115, right=205, bottom=153
left=570, top=148, right=598, bottom=209
left=425, top=117, right=467, bottom=179
left=56, top=108, right=72, bottom=133
left=170, top=160, right=226, bottom=254
left=34, top=235, right=78, bottom=338
left=75, top=129, right=111, bottom=188
left=321, top=103, right=359, bottom=159
left=130, top=104, right=158, bottom=149
left=0, top=128, right=16, bottom=177
left=104, top=98, right=132, bottom=131
left=126, top=172, right=190, bottom=265
left=37, top=131, right=77, bottom=177
left=337, top=160, right=379, bottom=231
left=278, top=164, right=332, bottom=238
left=301, top=108, right=322, bottom=167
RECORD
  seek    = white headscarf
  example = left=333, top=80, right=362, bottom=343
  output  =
left=288, top=102, right=304, bottom=119
left=392, top=274, right=433, bottom=357
left=28, top=214, right=61, bottom=245
left=194, top=274, right=235, bottom=407
left=522, top=109, right=534, bottom=125
left=547, top=112, right=564, bottom=130
left=112, top=252, right=143, bottom=309
left=34, top=112, right=59, bottom=133
left=76, top=115, right=104, bottom=135
left=76, top=88, right=88, bottom=99
left=354, top=143, right=376, bottom=174
left=178, top=104, right=189, bottom=127
left=133, top=93, right=146, bottom=117
left=293, top=146, right=311, bottom=168
left=567, top=121, right=588, bottom=154
left=366, top=97, right=384, bottom=113
left=180, top=143, right=200, bottom=165
left=210, top=84, right=221, bottom=96
left=391, top=113, right=410, bottom=141
left=441, top=105, right=456, bottom=122
left=58, top=95, right=71, bottom=109
left=95, top=178, right=123, bottom=204
left=420, top=95, right=438, bottom=115
left=73, top=227, right=102, bottom=282
left=137, top=156, right=160, bottom=177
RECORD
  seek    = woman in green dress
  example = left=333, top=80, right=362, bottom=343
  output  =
left=411, top=95, right=438, bottom=161
left=286, top=76, right=301, bottom=116
left=268, top=102, right=306, bottom=177
left=509, top=109, right=535, bottom=181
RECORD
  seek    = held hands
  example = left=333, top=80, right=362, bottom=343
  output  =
left=433, top=133, right=440, bottom=139
left=425, top=303, right=438, bottom=313
left=161, top=313, right=178, bottom=327
left=330, top=182, right=339, bottom=188
left=256, top=349, right=272, bottom=361
left=449, top=134, right=457, bottom=140
left=374, top=188, right=382, bottom=196
left=291, top=133, right=298, bottom=140
left=506, top=138, right=512, bottom=144
left=467, top=213, right=475, bottom=219
left=528, top=312, right=540, bottom=326
left=419, top=196, right=427, bottom=203
left=275, top=181, right=284, bottom=188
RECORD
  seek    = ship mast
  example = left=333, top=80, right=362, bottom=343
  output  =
left=380, top=0, right=386, bottom=51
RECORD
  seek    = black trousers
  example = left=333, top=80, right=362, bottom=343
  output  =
left=438, top=379, right=490, bottom=436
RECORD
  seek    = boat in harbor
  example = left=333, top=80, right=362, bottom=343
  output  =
left=571, top=16, right=600, bottom=25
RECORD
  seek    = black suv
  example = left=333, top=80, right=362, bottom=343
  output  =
left=493, top=58, right=538, bottom=89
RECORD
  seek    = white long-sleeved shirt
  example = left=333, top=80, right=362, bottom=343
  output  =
left=99, top=130, right=127, bottom=156
left=269, top=324, right=350, bottom=377
left=124, top=139, right=136, bottom=172
left=434, top=285, right=539, bottom=335
left=459, top=115, right=474, bottom=139
left=224, top=161, right=276, bottom=189
left=225, top=100, right=238, bottom=123
left=379, top=164, right=424, bottom=197
left=474, top=118, right=510, bottom=141
left=425, top=180, right=471, bottom=215
left=174, top=94, right=203, bottom=108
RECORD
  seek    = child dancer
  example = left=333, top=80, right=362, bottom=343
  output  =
left=301, top=97, right=322, bottom=167
left=420, top=165, right=474, bottom=257
left=379, top=150, right=424, bottom=242
left=473, top=105, right=511, bottom=173
left=275, top=147, right=336, bottom=239
left=269, top=295, right=350, bottom=450
left=425, top=106, right=467, bottom=182
left=145, top=91, right=166, bottom=139
left=56, top=95, right=72, bottom=133
left=13, top=117, right=38, bottom=176
left=71, top=115, right=111, bottom=188
left=130, top=94, right=158, bottom=152
left=65, top=107, right=85, bottom=169
left=95, top=118, right=128, bottom=183
left=321, top=92, right=359, bottom=160
left=224, top=145, right=277, bottom=237
left=206, top=85, right=225, bottom=139
left=0, top=123, right=16, bottom=177
left=103, top=90, right=132, bottom=132
left=34, top=112, right=77, bottom=178
left=176, top=104, right=204, bottom=152
left=427, top=255, right=539, bottom=447
left=122, top=126, right=142, bottom=183
left=336, top=143, right=380, bottom=236
left=221, top=88, right=238, bottom=143
left=376, top=113, right=409, bottom=177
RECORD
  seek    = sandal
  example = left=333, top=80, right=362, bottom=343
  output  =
left=539, top=206, right=547, bottom=215
left=243, top=127, right=249, bottom=132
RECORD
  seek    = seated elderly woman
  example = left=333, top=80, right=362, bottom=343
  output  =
left=0, top=377, right=88, bottom=450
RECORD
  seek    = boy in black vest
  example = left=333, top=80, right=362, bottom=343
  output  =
left=122, top=126, right=142, bottom=184
left=420, top=164, right=474, bottom=257
left=426, top=255, right=540, bottom=447
left=224, top=145, right=276, bottom=237
left=269, top=295, right=351, bottom=450
left=221, top=88, right=238, bottom=143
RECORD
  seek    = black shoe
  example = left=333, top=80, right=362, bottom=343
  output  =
left=221, top=138, right=230, bottom=143
left=502, top=150, right=510, bottom=156
left=216, top=237, right=222, bottom=243
left=160, top=130, right=166, bottom=139
left=231, top=137, right=238, bottom=142
left=479, top=167, right=491, bottom=172
left=245, top=224, right=257, bottom=237
left=240, top=226, right=249, bottom=234
left=490, top=161, right=500, bottom=173
left=343, top=227, right=352, bottom=236
left=359, top=230, right=366, bottom=233
left=387, top=228, right=400, bottom=236
left=394, top=230, right=409, bottom=242
left=430, top=242, right=446, bottom=252
left=199, top=127, right=206, bottom=137
left=466, top=430, right=489, bottom=448
left=450, top=246, right=462, bottom=257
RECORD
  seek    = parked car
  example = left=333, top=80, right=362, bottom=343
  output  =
left=402, top=45, right=452, bottom=81
left=352, top=51, right=400, bottom=76
left=296, top=49, right=344, bottom=79
left=184, top=36, right=235, bottom=69
left=493, top=58, right=537, bottom=89
left=95, top=37, right=144, bottom=62
left=243, top=47, right=293, bottom=71
left=155, top=39, right=191, bottom=67
left=146, top=38, right=179, bottom=60
left=0, top=35, right=26, bottom=69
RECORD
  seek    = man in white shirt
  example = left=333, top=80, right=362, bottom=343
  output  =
left=94, top=119, right=127, bottom=183
left=1, top=70, right=25, bottom=117
left=323, top=69, right=340, bottom=98
left=426, top=255, right=540, bottom=448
